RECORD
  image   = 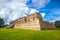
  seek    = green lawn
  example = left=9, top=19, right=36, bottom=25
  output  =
left=0, top=28, right=60, bottom=40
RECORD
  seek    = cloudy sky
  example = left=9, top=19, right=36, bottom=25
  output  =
left=0, top=0, right=60, bottom=24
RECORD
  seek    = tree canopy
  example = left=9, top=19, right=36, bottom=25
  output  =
left=0, top=18, right=4, bottom=28
left=55, top=20, right=60, bottom=28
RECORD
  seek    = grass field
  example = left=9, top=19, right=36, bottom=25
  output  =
left=0, top=28, right=60, bottom=40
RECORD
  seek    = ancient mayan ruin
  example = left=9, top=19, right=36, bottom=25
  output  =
left=10, top=12, right=56, bottom=30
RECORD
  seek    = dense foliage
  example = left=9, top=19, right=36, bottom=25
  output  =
left=55, top=20, right=60, bottom=28
left=0, top=18, right=4, bottom=28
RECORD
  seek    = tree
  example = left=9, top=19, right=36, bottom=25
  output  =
left=0, top=18, right=4, bottom=28
left=55, top=20, right=60, bottom=28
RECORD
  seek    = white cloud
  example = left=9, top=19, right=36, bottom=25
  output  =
left=29, top=9, right=39, bottom=14
left=0, top=8, right=10, bottom=18
left=23, top=14, right=27, bottom=17
left=12, top=0, right=28, bottom=3
left=0, top=0, right=30, bottom=24
left=29, top=9, right=46, bottom=18
left=40, top=12, right=45, bottom=17
left=28, top=0, right=50, bottom=9
left=0, top=0, right=51, bottom=24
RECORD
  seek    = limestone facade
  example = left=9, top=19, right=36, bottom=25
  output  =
left=10, top=12, right=56, bottom=30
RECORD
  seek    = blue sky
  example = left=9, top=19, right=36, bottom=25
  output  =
left=0, top=0, right=60, bottom=24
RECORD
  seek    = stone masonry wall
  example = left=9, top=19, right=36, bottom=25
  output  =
left=10, top=13, right=56, bottom=30
left=14, top=18, right=41, bottom=30
left=39, top=21, right=56, bottom=30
